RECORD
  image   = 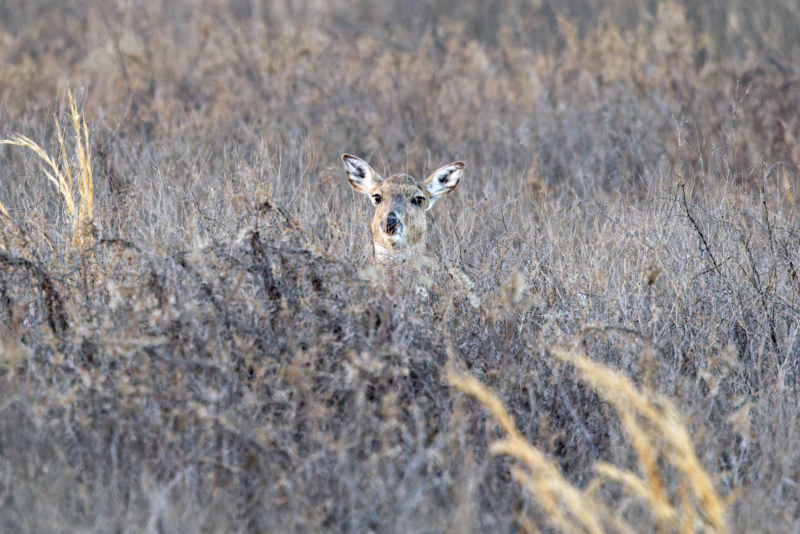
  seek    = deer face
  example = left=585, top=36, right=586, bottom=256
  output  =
left=342, top=154, right=465, bottom=261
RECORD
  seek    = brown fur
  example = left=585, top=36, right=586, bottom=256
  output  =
left=342, top=155, right=465, bottom=262
left=369, top=174, right=429, bottom=259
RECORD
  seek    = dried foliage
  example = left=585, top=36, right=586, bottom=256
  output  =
left=1, top=0, right=800, bottom=532
left=448, top=350, right=728, bottom=534
left=1, top=88, right=93, bottom=246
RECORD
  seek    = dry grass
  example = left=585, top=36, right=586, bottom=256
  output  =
left=1, top=0, right=799, bottom=532
left=551, top=347, right=726, bottom=533
left=1, top=88, right=93, bottom=246
left=446, top=369, right=610, bottom=534
left=447, top=344, right=728, bottom=534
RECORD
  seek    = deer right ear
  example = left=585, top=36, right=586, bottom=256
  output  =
left=342, top=154, right=381, bottom=194
left=424, top=161, right=464, bottom=209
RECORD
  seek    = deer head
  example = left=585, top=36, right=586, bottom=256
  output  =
left=342, top=154, right=465, bottom=262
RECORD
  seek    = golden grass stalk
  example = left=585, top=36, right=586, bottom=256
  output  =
left=446, top=371, right=608, bottom=534
left=550, top=347, right=727, bottom=533
left=615, top=407, right=672, bottom=519
left=0, top=87, right=93, bottom=247
left=69, top=89, right=94, bottom=245
left=0, top=199, right=9, bottom=250
left=448, top=348, right=728, bottom=534
left=592, top=462, right=677, bottom=525
left=0, top=133, right=77, bottom=217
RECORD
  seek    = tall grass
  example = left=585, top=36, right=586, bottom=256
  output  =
left=447, top=342, right=728, bottom=534
left=0, top=0, right=798, bottom=532
left=1, top=88, right=93, bottom=247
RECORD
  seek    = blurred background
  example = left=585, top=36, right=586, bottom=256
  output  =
left=2, top=0, right=799, bottom=206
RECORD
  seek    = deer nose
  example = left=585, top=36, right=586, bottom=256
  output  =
left=384, top=212, right=400, bottom=235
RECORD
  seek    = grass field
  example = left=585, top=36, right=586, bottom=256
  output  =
left=1, top=0, right=800, bottom=532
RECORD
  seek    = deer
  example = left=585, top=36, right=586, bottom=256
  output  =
left=342, top=154, right=465, bottom=263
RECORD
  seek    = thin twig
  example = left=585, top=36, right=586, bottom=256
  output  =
left=679, top=181, right=719, bottom=275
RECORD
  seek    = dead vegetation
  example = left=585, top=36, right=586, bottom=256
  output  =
left=1, top=0, right=800, bottom=532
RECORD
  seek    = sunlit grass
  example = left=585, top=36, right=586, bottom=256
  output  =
left=0, top=88, right=92, bottom=247
left=448, top=345, right=729, bottom=534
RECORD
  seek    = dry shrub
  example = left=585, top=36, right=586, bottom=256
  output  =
left=0, top=0, right=799, bottom=532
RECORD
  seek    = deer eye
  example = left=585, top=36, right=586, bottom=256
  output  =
left=411, top=196, right=425, bottom=207
left=372, top=194, right=382, bottom=204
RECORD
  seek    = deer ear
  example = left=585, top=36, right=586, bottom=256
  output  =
left=425, top=162, right=464, bottom=209
left=342, top=154, right=381, bottom=194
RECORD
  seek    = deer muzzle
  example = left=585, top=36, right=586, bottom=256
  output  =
left=384, top=212, right=401, bottom=236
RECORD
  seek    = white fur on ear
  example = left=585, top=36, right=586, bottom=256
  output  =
left=342, top=154, right=381, bottom=194
left=425, top=162, right=464, bottom=209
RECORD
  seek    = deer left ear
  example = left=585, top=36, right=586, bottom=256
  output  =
left=425, top=162, right=464, bottom=209
left=342, top=154, right=382, bottom=194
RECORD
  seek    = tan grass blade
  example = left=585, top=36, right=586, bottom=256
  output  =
left=593, top=462, right=677, bottom=525
left=0, top=198, right=9, bottom=250
left=54, top=113, right=74, bottom=197
left=0, top=87, right=94, bottom=247
left=68, top=88, right=94, bottom=246
left=551, top=347, right=727, bottom=533
left=616, top=408, right=672, bottom=520
left=449, top=348, right=728, bottom=533
left=0, top=134, right=77, bottom=219
left=447, top=371, right=610, bottom=534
